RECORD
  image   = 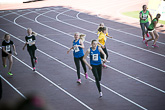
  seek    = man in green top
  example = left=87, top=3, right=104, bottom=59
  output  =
left=139, top=5, right=152, bottom=42
left=145, top=14, right=161, bottom=47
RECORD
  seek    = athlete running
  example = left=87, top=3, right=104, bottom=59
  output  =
left=23, top=28, right=38, bottom=71
left=2, top=34, right=17, bottom=76
left=83, top=40, right=106, bottom=97
left=67, top=32, right=88, bottom=84
left=145, top=14, right=161, bottom=47
left=139, top=5, right=152, bottom=42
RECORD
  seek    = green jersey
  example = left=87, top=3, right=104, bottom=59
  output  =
left=140, top=10, right=149, bottom=23
left=148, top=19, right=157, bottom=30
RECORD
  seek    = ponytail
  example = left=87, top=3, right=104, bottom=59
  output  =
left=79, top=33, right=86, bottom=42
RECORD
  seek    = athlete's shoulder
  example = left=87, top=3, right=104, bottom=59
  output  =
left=10, top=40, right=14, bottom=44
left=139, top=11, right=143, bottom=14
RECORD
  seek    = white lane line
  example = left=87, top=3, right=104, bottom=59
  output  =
left=76, top=12, right=165, bottom=45
left=0, top=75, right=26, bottom=99
left=0, top=28, right=148, bottom=110
left=2, top=9, right=164, bottom=94
left=35, top=9, right=165, bottom=73
left=0, top=29, right=93, bottom=110
left=0, top=48, right=26, bottom=99
left=55, top=9, right=165, bottom=58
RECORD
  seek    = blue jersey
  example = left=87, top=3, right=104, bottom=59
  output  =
left=73, top=39, right=84, bottom=58
left=90, top=46, right=102, bottom=65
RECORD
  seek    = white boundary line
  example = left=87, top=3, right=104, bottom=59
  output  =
left=1, top=12, right=149, bottom=110
left=1, top=8, right=165, bottom=95
left=12, top=8, right=165, bottom=94
left=0, top=74, right=26, bottom=99
left=32, top=9, right=165, bottom=73
left=0, top=29, right=93, bottom=110
left=0, top=28, right=148, bottom=110
left=54, top=9, right=165, bottom=58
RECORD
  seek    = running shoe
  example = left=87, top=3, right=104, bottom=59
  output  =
left=35, top=57, right=38, bottom=64
left=8, top=72, right=13, bottom=76
left=33, top=67, right=36, bottom=71
left=146, top=33, right=149, bottom=37
left=99, top=92, right=103, bottom=97
left=85, top=73, right=88, bottom=79
left=77, top=79, right=81, bottom=84
left=145, top=41, right=148, bottom=46
left=102, top=64, right=107, bottom=68
left=152, top=44, right=159, bottom=48
left=4, top=65, right=7, bottom=68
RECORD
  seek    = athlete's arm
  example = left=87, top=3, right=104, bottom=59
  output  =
left=67, top=41, right=74, bottom=54
left=98, top=47, right=106, bottom=62
left=78, top=39, right=84, bottom=49
left=23, top=43, right=27, bottom=50
left=106, top=34, right=112, bottom=38
left=83, top=49, right=92, bottom=70
left=12, top=44, right=17, bottom=55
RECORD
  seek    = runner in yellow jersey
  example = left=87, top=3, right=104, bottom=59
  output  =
left=97, top=26, right=112, bottom=68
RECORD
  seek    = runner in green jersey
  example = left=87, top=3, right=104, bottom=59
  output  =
left=145, top=14, right=161, bottom=47
left=139, top=5, right=152, bottom=41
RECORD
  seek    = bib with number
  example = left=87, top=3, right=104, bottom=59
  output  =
left=74, top=45, right=80, bottom=53
left=28, top=38, right=33, bottom=46
left=92, top=54, right=98, bottom=61
left=5, top=45, right=10, bottom=52
left=143, top=14, right=148, bottom=19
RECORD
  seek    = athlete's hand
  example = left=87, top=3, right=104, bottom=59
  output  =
left=74, top=45, right=79, bottom=48
left=103, top=60, right=107, bottom=63
left=89, top=66, right=92, bottom=70
left=8, top=53, right=12, bottom=57
left=14, top=51, right=17, bottom=56
left=67, top=50, right=70, bottom=54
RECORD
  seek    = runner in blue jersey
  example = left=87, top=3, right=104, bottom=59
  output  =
left=67, top=32, right=88, bottom=84
left=83, top=40, right=106, bottom=97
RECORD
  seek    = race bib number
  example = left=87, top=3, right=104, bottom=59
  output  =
left=6, top=45, right=10, bottom=52
left=143, top=14, right=148, bottom=19
left=92, top=54, right=98, bottom=61
left=28, top=38, right=33, bottom=46
left=74, top=45, right=80, bottom=53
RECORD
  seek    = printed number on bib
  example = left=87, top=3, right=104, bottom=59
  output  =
left=92, top=54, right=98, bottom=61
left=143, top=14, right=148, bottom=19
left=74, top=45, right=80, bottom=53
left=6, top=45, right=10, bottom=52
left=28, top=38, right=33, bottom=46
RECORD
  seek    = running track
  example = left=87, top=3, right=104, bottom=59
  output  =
left=0, top=6, right=165, bottom=110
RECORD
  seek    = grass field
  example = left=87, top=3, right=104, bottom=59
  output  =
left=122, top=11, right=165, bottom=25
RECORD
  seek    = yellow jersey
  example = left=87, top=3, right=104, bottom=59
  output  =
left=97, top=31, right=108, bottom=46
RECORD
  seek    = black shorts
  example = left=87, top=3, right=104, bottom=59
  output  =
left=1, top=51, right=11, bottom=57
left=147, top=28, right=154, bottom=32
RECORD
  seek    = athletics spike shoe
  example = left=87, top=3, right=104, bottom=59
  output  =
left=77, top=79, right=81, bottom=84
left=102, top=64, right=107, bottom=68
left=8, top=72, right=13, bottom=76
left=152, top=44, right=159, bottom=48
left=146, top=33, right=149, bottom=37
left=100, top=92, right=103, bottom=97
left=33, top=67, right=36, bottom=71
left=85, top=73, right=88, bottom=79
left=4, top=65, right=7, bottom=68
left=145, top=41, right=148, bottom=46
